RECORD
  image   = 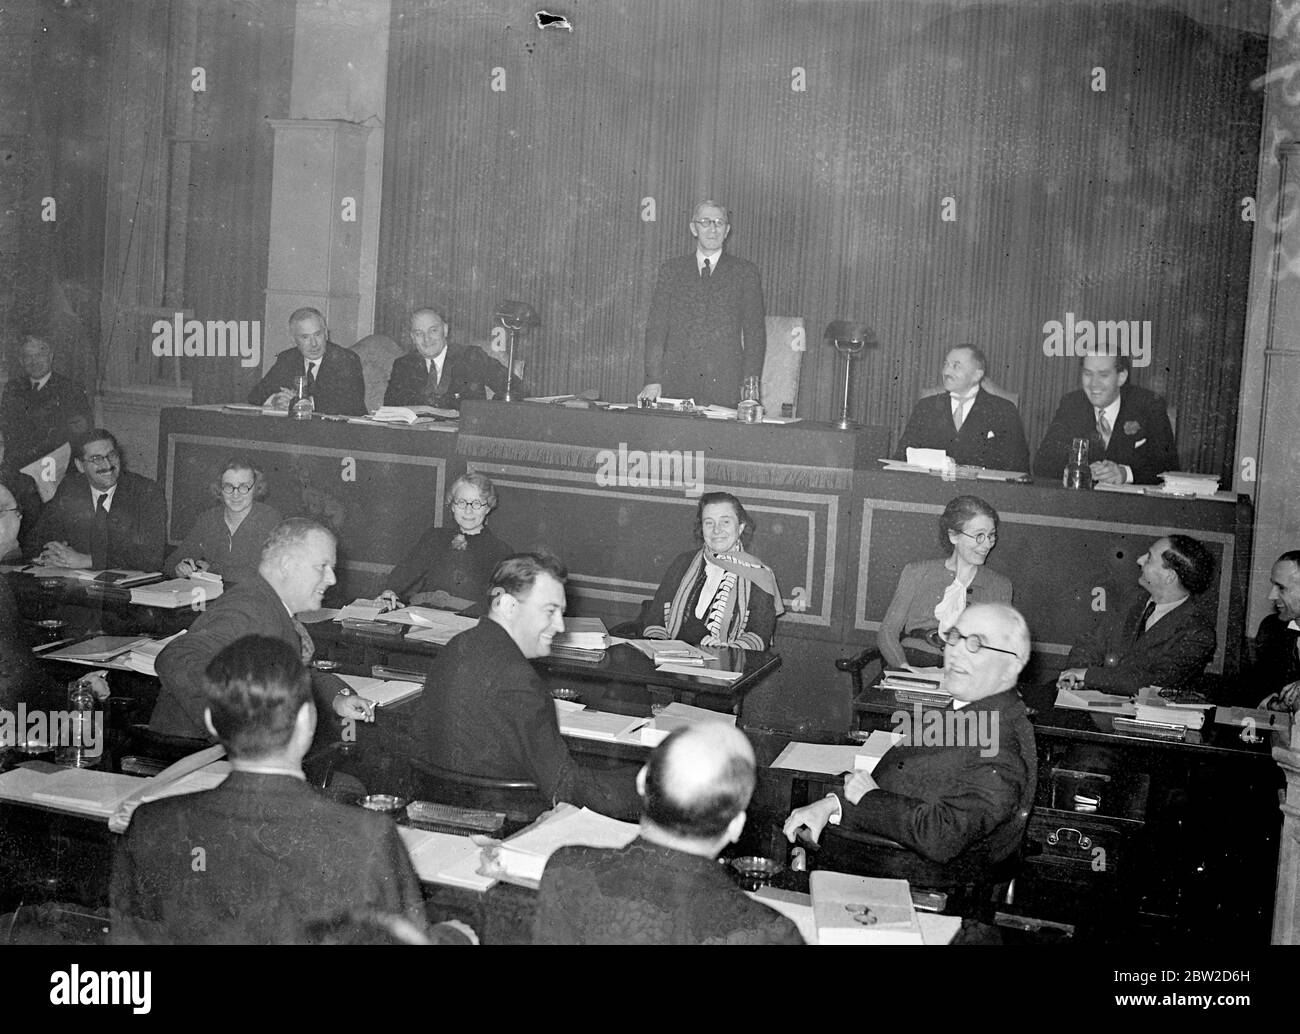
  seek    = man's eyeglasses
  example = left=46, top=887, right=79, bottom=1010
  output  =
left=0, top=506, right=21, bottom=518
left=694, top=218, right=728, bottom=230
left=451, top=499, right=489, bottom=511
left=942, top=628, right=1020, bottom=658
left=83, top=451, right=119, bottom=467
left=958, top=530, right=997, bottom=546
left=221, top=483, right=255, bottom=496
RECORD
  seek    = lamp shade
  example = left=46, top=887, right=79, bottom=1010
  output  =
left=823, top=320, right=875, bottom=354
left=494, top=301, right=541, bottom=331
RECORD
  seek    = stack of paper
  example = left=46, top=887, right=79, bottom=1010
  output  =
left=1133, top=688, right=1212, bottom=729
left=1054, top=687, right=1137, bottom=715
left=550, top=617, right=610, bottom=660
left=491, top=805, right=639, bottom=885
left=553, top=704, right=646, bottom=742
left=1159, top=471, right=1221, bottom=497
left=380, top=607, right=477, bottom=644
left=625, top=639, right=713, bottom=664
left=338, top=673, right=424, bottom=708
left=70, top=569, right=161, bottom=587
left=126, top=631, right=186, bottom=676
left=880, top=668, right=950, bottom=706
left=338, top=598, right=388, bottom=622
left=43, top=636, right=150, bottom=665
left=770, top=731, right=901, bottom=776
left=130, top=573, right=223, bottom=609
left=810, top=871, right=923, bottom=945
left=397, top=826, right=496, bottom=890
left=650, top=701, right=736, bottom=732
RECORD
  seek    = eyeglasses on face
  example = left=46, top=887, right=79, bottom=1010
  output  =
left=942, top=627, right=1020, bottom=657
left=0, top=506, right=21, bottom=518
left=694, top=218, right=728, bottom=229
left=83, top=451, right=119, bottom=467
left=221, top=483, right=255, bottom=496
left=958, top=529, right=997, bottom=546
left=451, top=499, right=488, bottom=511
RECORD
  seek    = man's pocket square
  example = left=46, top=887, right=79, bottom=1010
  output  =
left=1135, top=438, right=1147, bottom=448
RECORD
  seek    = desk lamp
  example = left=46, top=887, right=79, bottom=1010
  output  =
left=823, top=320, right=876, bottom=430
left=493, top=301, right=540, bottom=402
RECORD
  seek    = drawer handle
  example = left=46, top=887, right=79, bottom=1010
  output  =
left=1046, top=827, right=1092, bottom=850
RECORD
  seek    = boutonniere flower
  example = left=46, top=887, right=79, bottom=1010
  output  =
left=986, top=430, right=996, bottom=438
left=1123, top=421, right=1142, bottom=436
left=451, top=533, right=468, bottom=551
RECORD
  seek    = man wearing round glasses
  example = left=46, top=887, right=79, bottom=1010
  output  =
left=31, top=428, right=167, bottom=572
left=783, top=603, right=1036, bottom=873
left=639, top=200, right=767, bottom=408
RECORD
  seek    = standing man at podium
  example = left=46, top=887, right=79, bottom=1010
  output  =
left=639, top=200, right=767, bottom=408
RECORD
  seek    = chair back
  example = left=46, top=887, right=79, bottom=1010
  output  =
left=761, top=316, right=805, bottom=417
left=349, top=333, right=405, bottom=412
left=408, top=757, right=549, bottom=827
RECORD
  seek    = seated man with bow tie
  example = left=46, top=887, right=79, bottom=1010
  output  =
left=1033, top=352, right=1178, bottom=486
left=31, top=428, right=166, bottom=571
left=384, top=307, right=528, bottom=410
left=894, top=344, right=1030, bottom=471
left=248, top=307, right=366, bottom=415
left=1056, top=534, right=1216, bottom=697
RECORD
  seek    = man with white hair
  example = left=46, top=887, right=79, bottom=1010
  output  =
left=784, top=603, right=1037, bottom=874
left=534, top=722, right=803, bottom=944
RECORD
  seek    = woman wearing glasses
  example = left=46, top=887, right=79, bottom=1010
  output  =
left=876, top=494, right=1012, bottom=668
left=165, top=456, right=281, bottom=584
left=377, top=471, right=513, bottom=613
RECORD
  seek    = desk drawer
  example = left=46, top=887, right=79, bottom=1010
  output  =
left=1026, top=809, right=1136, bottom=877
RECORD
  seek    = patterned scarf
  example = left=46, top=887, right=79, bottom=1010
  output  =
left=655, top=547, right=783, bottom=648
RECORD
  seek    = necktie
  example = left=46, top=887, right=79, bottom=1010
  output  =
left=1097, top=410, right=1112, bottom=450
left=305, top=362, right=318, bottom=396
left=1135, top=600, right=1156, bottom=640
left=290, top=615, right=316, bottom=666
left=952, top=396, right=965, bottom=432
left=90, top=493, right=109, bottom=570
left=702, top=258, right=711, bottom=277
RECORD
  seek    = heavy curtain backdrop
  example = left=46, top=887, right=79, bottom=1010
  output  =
left=377, top=0, right=1264, bottom=481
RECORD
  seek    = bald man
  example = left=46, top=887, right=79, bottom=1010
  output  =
left=384, top=307, right=528, bottom=410
left=784, top=603, right=1037, bottom=875
left=533, top=723, right=803, bottom=945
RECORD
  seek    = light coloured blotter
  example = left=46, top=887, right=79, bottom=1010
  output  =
left=492, top=805, right=639, bottom=884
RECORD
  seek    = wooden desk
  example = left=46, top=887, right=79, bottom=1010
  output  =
left=310, top=620, right=781, bottom=716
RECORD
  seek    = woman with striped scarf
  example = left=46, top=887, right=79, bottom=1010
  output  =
left=640, top=491, right=782, bottom=651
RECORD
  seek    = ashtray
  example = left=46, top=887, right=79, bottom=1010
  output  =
left=359, top=794, right=408, bottom=813
left=730, top=855, right=784, bottom=880
left=311, top=659, right=341, bottom=672
left=550, top=687, right=581, bottom=702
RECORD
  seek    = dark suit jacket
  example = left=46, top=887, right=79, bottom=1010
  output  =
left=151, top=573, right=345, bottom=740
left=0, top=372, right=93, bottom=469
left=0, top=464, right=43, bottom=557
left=643, top=253, right=766, bottom=406
left=1251, top=613, right=1300, bottom=698
left=1033, top=384, right=1178, bottom=485
left=383, top=523, right=513, bottom=607
left=412, top=618, right=638, bottom=818
left=836, top=689, right=1035, bottom=874
left=534, top=838, right=804, bottom=945
left=110, top=771, right=428, bottom=944
left=248, top=342, right=366, bottom=415
left=383, top=345, right=528, bottom=408
left=1065, top=592, right=1216, bottom=695
left=895, top=388, right=1030, bottom=471
left=31, top=470, right=167, bottom=571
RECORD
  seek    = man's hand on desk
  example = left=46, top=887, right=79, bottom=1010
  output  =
left=1271, top=681, right=1300, bottom=711
left=333, top=692, right=375, bottom=723
left=264, top=389, right=294, bottom=410
left=174, top=558, right=211, bottom=579
left=783, top=796, right=839, bottom=845
left=637, top=382, right=663, bottom=404
left=376, top=590, right=402, bottom=612
left=1056, top=668, right=1087, bottom=691
left=37, top=541, right=92, bottom=569
left=1089, top=460, right=1128, bottom=486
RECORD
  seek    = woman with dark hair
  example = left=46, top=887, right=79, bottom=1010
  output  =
left=165, top=456, right=281, bottom=584
left=877, top=494, right=1013, bottom=667
left=639, top=491, right=783, bottom=650
left=378, top=471, right=513, bottom=613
